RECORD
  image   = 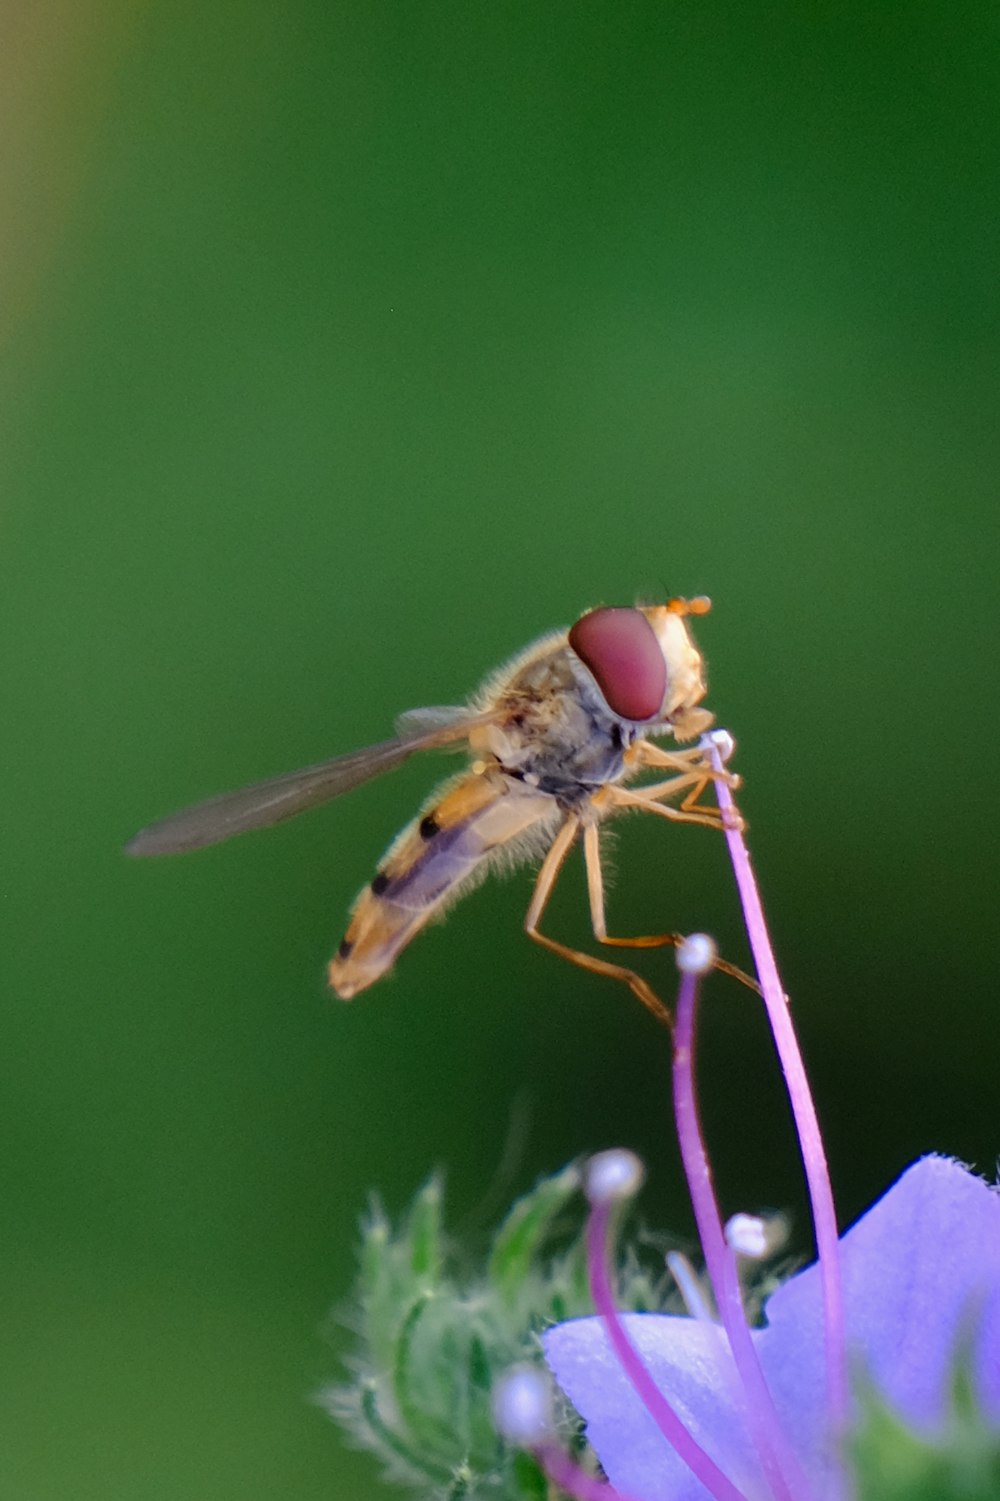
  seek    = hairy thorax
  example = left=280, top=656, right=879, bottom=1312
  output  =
left=469, top=639, right=634, bottom=804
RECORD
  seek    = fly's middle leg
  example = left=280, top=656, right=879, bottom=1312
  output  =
left=524, top=815, right=674, bottom=1027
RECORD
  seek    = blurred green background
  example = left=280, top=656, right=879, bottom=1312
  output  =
left=3, top=4, right=998, bottom=1498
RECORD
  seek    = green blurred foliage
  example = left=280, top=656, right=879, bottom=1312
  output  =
left=1, top=4, right=998, bottom=1497
left=853, top=1362, right=1000, bottom=1501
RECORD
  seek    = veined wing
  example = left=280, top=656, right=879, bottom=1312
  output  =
left=124, top=708, right=494, bottom=857
left=394, top=705, right=468, bottom=737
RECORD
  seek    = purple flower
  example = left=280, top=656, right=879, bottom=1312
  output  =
left=493, top=734, right=999, bottom=1501
left=544, top=1154, right=1000, bottom=1501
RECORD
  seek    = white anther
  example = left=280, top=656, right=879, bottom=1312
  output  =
left=702, top=728, right=736, bottom=763
left=725, top=1213, right=769, bottom=1259
left=676, top=933, right=717, bottom=975
left=493, top=1365, right=552, bottom=1447
left=584, top=1149, right=645, bottom=1207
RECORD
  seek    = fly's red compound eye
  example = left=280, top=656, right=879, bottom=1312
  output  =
left=568, top=607, right=666, bottom=721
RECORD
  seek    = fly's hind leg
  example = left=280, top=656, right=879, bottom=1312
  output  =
left=582, top=819, right=760, bottom=997
left=525, top=815, right=674, bottom=1028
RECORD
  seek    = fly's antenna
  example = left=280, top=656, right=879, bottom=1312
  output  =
left=665, top=595, right=712, bottom=618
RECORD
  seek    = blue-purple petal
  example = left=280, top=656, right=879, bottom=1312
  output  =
left=763, top=1155, right=1000, bottom=1432
left=544, top=1314, right=765, bottom=1501
left=544, top=1157, right=1000, bottom=1501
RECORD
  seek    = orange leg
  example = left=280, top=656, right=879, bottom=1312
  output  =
left=583, top=817, right=760, bottom=997
left=606, top=775, right=746, bottom=834
left=626, top=740, right=743, bottom=826
left=604, top=782, right=725, bottom=830
left=626, top=741, right=710, bottom=772
left=524, top=816, right=674, bottom=1027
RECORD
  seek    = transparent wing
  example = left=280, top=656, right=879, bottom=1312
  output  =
left=124, top=710, right=494, bottom=857
left=394, top=705, right=468, bottom=737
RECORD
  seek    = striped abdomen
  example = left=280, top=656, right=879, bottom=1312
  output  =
left=328, top=770, right=557, bottom=998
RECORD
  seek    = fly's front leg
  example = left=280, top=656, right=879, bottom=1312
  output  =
left=525, top=815, right=674, bottom=1028
left=606, top=783, right=727, bottom=831
left=628, top=740, right=739, bottom=780
left=627, top=742, right=710, bottom=773
left=625, top=740, right=744, bottom=830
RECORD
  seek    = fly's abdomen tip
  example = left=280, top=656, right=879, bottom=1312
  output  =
left=328, top=939, right=356, bottom=1000
left=328, top=937, right=385, bottom=1000
left=327, top=964, right=354, bottom=1000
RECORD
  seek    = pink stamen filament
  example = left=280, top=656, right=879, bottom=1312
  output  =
left=674, top=963, right=817, bottom=1501
left=533, top=1442, right=647, bottom=1501
left=585, top=1196, right=750, bottom=1501
left=493, top=1367, right=645, bottom=1501
left=707, top=735, right=848, bottom=1429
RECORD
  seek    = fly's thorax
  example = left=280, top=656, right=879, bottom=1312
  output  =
left=477, top=645, right=632, bottom=795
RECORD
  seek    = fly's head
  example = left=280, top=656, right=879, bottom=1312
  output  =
left=567, top=596, right=714, bottom=743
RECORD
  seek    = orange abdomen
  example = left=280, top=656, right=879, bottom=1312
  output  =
left=328, top=770, right=555, bottom=998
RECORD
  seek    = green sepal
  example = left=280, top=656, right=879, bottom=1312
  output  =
left=327, top=1161, right=676, bottom=1499
left=409, top=1174, right=444, bottom=1284
left=487, top=1163, right=581, bottom=1308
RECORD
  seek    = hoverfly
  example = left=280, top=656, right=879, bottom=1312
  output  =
left=126, top=596, right=749, bottom=1024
